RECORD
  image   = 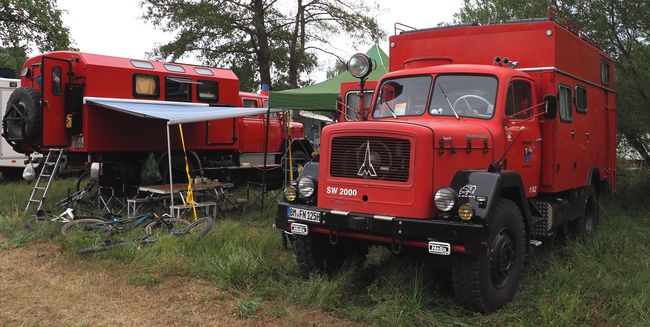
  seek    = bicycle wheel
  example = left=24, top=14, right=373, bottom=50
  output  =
left=60, top=218, right=112, bottom=236
left=78, top=240, right=128, bottom=254
left=182, top=217, right=214, bottom=239
left=144, top=218, right=191, bottom=237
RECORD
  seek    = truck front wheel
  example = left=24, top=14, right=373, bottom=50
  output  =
left=451, top=199, right=526, bottom=313
left=292, top=233, right=368, bottom=276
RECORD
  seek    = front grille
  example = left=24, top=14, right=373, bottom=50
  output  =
left=330, top=136, right=411, bottom=182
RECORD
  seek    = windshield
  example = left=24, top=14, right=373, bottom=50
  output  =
left=372, top=76, right=432, bottom=118
left=429, top=75, right=497, bottom=119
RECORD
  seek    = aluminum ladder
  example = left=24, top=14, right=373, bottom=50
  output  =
left=25, top=148, right=65, bottom=213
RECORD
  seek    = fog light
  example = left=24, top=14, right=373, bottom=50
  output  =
left=284, top=186, right=297, bottom=202
left=434, top=188, right=456, bottom=212
left=458, top=203, right=474, bottom=221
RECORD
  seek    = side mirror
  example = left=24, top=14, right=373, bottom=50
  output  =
left=543, top=94, right=557, bottom=119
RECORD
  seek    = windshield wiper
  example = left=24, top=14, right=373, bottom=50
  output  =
left=382, top=101, right=397, bottom=118
left=437, top=83, right=460, bottom=119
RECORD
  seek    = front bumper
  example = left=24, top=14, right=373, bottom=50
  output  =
left=275, top=202, right=489, bottom=257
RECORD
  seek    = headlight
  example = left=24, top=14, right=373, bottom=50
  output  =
left=298, top=177, right=315, bottom=197
left=284, top=186, right=297, bottom=202
left=347, top=53, right=373, bottom=79
left=434, top=188, right=456, bottom=212
left=458, top=203, right=474, bottom=220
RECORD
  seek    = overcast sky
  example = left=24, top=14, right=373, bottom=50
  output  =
left=57, top=0, right=463, bottom=83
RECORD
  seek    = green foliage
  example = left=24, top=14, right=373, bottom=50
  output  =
left=0, top=0, right=75, bottom=71
left=128, top=272, right=163, bottom=287
left=140, top=0, right=384, bottom=91
left=455, top=0, right=650, bottom=163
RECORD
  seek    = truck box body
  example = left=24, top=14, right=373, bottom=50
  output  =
left=0, top=77, right=30, bottom=168
left=388, top=20, right=617, bottom=193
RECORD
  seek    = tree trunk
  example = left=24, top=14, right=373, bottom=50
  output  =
left=287, top=0, right=304, bottom=89
left=251, top=0, right=273, bottom=89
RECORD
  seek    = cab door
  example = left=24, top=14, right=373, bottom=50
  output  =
left=41, top=57, right=71, bottom=147
left=503, top=79, right=542, bottom=197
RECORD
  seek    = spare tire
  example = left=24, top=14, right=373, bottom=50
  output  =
left=2, top=87, right=41, bottom=153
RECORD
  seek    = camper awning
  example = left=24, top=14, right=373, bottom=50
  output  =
left=84, top=97, right=267, bottom=125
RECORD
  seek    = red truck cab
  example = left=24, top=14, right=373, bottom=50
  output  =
left=277, top=12, right=616, bottom=312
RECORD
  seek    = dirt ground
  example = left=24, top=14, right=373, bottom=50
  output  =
left=0, top=242, right=355, bottom=327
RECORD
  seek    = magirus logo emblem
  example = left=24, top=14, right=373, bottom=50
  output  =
left=357, top=141, right=377, bottom=177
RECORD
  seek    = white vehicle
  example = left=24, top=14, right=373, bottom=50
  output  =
left=0, top=77, right=40, bottom=171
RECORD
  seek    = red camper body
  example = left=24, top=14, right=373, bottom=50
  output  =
left=3, top=51, right=297, bottom=183
left=277, top=12, right=616, bottom=312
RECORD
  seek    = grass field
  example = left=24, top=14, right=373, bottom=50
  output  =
left=0, top=169, right=648, bottom=326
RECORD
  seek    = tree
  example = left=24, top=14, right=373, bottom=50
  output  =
left=456, top=0, right=650, bottom=164
left=0, top=0, right=74, bottom=76
left=140, top=0, right=384, bottom=91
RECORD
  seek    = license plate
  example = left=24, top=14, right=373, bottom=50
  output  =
left=428, top=241, right=451, bottom=256
left=287, top=207, right=321, bottom=222
left=290, top=223, right=308, bottom=235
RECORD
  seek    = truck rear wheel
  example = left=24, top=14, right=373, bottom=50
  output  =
left=569, top=186, right=599, bottom=238
left=451, top=199, right=525, bottom=313
left=292, top=233, right=368, bottom=276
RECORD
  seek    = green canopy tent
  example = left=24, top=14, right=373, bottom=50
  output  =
left=269, top=44, right=389, bottom=111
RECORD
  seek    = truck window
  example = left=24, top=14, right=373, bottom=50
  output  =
left=197, top=80, right=219, bottom=103
left=243, top=99, right=258, bottom=107
left=133, top=74, right=160, bottom=98
left=345, top=91, right=373, bottom=120
left=601, top=60, right=610, bottom=85
left=373, top=76, right=431, bottom=118
left=576, top=85, right=587, bottom=113
left=165, top=76, right=192, bottom=102
left=505, top=81, right=532, bottom=119
left=52, top=66, right=62, bottom=96
left=429, top=74, right=497, bottom=119
left=559, top=84, right=573, bottom=122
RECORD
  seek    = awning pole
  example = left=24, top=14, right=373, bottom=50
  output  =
left=167, top=123, right=174, bottom=217
left=261, top=105, right=271, bottom=215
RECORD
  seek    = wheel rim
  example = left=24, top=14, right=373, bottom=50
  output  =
left=490, top=228, right=515, bottom=289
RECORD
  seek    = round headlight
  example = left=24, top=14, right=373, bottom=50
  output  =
left=434, top=188, right=456, bottom=212
left=284, top=186, right=297, bottom=202
left=347, top=53, right=373, bottom=79
left=298, top=177, right=315, bottom=198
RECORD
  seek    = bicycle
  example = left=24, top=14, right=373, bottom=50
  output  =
left=60, top=212, right=214, bottom=254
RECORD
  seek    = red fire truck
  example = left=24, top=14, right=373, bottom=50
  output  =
left=2, top=51, right=302, bottom=185
left=276, top=13, right=616, bottom=312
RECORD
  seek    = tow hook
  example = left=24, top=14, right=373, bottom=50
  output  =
left=390, top=238, right=403, bottom=254
left=329, top=230, right=339, bottom=245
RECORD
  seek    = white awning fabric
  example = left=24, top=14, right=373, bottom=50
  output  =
left=84, top=97, right=268, bottom=125
left=299, top=110, right=333, bottom=123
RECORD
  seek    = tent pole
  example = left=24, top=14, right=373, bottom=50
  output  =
left=261, top=105, right=271, bottom=215
left=167, top=123, right=174, bottom=217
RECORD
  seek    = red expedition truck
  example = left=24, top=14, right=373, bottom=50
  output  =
left=276, top=12, right=616, bottom=312
left=2, top=51, right=303, bottom=185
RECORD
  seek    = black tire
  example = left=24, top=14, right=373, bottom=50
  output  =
left=569, top=186, right=599, bottom=238
left=2, top=87, right=41, bottom=152
left=143, top=218, right=191, bottom=237
left=60, top=218, right=111, bottom=236
left=451, top=199, right=526, bottom=313
left=292, top=233, right=368, bottom=276
left=183, top=217, right=214, bottom=239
